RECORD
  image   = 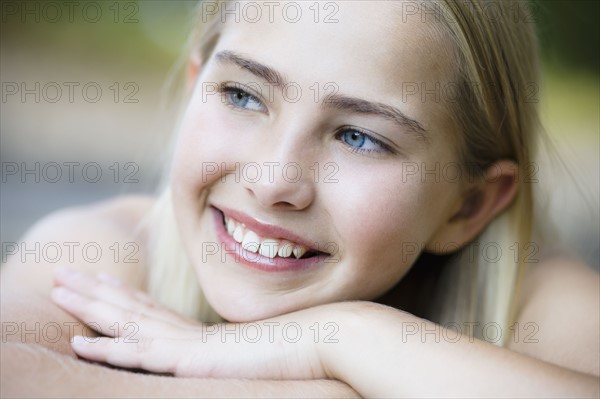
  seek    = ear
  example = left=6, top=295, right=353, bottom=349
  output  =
left=186, top=50, right=203, bottom=92
left=425, top=160, right=519, bottom=254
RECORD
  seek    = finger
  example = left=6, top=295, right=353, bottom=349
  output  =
left=54, top=266, right=154, bottom=308
left=53, top=266, right=187, bottom=326
left=96, top=273, right=169, bottom=311
left=50, top=286, right=197, bottom=339
left=70, top=336, right=196, bottom=377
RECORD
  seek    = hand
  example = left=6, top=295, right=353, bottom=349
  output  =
left=50, top=266, right=328, bottom=380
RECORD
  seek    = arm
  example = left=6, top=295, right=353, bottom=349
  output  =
left=318, top=301, right=600, bottom=398
left=317, top=258, right=599, bottom=397
left=1, top=280, right=359, bottom=398
left=1, top=343, right=360, bottom=398
left=59, top=270, right=599, bottom=398
left=1, top=199, right=360, bottom=397
left=1, top=198, right=150, bottom=355
left=1, top=289, right=97, bottom=357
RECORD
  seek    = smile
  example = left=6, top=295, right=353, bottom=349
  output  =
left=224, top=214, right=319, bottom=259
left=210, top=206, right=331, bottom=272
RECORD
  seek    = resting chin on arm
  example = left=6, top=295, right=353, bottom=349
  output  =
left=0, top=199, right=359, bottom=398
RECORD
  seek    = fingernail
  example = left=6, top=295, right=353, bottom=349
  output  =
left=97, top=273, right=122, bottom=286
left=51, top=286, right=77, bottom=302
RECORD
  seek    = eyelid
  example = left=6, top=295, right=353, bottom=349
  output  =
left=218, top=81, right=268, bottom=113
left=336, top=126, right=398, bottom=155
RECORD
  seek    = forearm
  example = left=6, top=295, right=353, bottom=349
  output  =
left=319, top=302, right=600, bottom=398
left=1, top=343, right=360, bottom=398
left=1, top=290, right=97, bottom=357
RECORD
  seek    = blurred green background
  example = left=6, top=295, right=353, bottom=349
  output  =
left=1, top=0, right=598, bottom=268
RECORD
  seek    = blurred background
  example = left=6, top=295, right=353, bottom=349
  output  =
left=1, top=0, right=598, bottom=269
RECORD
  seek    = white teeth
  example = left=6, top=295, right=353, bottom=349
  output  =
left=226, top=218, right=236, bottom=235
left=232, top=225, right=245, bottom=243
left=223, top=214, right=313, bottom=259
left=259, top=239, right=279, bottom=259
left=242, top=231, right=261, bottom=253
left=293, top=245, right=307, bottom=259
left=277, top=241, right=295, bottom=258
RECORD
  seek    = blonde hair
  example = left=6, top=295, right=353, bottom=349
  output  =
left=412, top=0, right=541, bottom=346
left=148, top=0, right=543, bottom=343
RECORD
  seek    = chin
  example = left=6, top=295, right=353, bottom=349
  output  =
left=203, top=290, right=289, bottom=322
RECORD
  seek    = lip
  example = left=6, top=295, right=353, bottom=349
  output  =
left=217, top=205, right=327, bottom=251
left=210, top=206, right=331, bottom=272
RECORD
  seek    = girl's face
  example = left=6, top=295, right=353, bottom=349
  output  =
left=171, top=1, right=463, bottom=321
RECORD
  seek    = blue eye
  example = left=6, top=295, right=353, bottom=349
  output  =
left=220, top=84, right=266, bottom=112
left=337, top=128, right=392, bottom=154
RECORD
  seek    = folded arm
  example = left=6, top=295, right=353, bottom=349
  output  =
left=54, top=267, right=599, bottom=398
left=2, top=342, right=359, bottom=398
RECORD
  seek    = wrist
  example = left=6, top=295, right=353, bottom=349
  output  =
left=314, top=301, right=378, bottom=379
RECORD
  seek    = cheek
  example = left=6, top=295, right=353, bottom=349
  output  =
left=171, top=84, right=272, bottom=199
left=325, top=164, right=454, bottom=287
left=170, top=105, right=227, bottom=241
left=171, top=95, right=240, bottom=202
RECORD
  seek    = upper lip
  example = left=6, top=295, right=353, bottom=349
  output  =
left=212, top=205, right=331, bottom=254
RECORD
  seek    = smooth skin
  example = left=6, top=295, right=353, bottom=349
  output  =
left=2, top=195, right=598, bottom=397
left=170, top=1, right=519, bottom=323
left=2, top=1, right=599, bottom=397
left=1, top=197, right=359, bottom=398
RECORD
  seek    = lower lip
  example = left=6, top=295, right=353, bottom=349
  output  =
left=210, top=207, right=329, bottom=272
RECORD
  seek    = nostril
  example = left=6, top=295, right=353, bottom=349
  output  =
left=246, top=188, right=293, bottom=209
left=272, top=201, right=295, bottom=209
left=243, top=172, right=314, bottom=211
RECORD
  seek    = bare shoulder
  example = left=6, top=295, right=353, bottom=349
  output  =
left=509, top=254, right=600, bottom=376
left=1, top=194, right=157, bottom=296
left=88, top=194, right=156, bottom=229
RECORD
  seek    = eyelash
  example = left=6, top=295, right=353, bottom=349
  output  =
left=334, top=128, right=395, bottom=155
left=217, top=82, right=396, bottom=156
left=218, top=82, right=266, bottom=113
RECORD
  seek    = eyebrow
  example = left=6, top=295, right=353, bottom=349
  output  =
left=214, top=50, right=428, bottom=141
left=324, top=95, right=428, bottom=142
left=216, top=50, right=288, bottom=87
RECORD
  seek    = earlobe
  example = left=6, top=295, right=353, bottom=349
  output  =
left=425, top=160, right=519, bottom=254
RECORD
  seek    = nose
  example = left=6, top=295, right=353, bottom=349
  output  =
left=243, top=160, right=316, bottom=210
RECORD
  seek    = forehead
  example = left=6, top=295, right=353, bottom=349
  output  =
left=209, top=1, right=454, bottom=131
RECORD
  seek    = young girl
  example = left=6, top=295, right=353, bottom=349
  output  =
left=2, top=1, right=598, bottom=397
